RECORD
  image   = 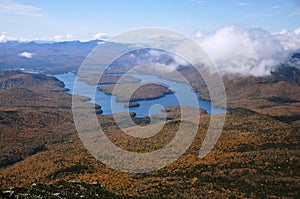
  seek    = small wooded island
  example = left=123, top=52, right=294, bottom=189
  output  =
left=97, top=82, right=174, bottom=102
left=124, top=102, right=140, bottom=108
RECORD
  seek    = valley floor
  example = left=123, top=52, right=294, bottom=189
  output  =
left=0, top=71, right=299, bottom=198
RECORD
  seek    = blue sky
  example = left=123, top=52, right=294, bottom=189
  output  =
left=0, top=0, right=300, bottom=41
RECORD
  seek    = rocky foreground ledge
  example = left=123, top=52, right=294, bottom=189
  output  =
left=0, top=181, right=164, bottom=199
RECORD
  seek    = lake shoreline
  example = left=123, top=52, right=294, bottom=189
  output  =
left=52, top=72, right=226, bottom=116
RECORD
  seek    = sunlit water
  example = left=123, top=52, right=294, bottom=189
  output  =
left=54, top=72, right=226, bottom=116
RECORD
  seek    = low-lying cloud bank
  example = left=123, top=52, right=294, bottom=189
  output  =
left=19, top=52, right=35, bottom=58
left=195, top=25, right=300, bottom=76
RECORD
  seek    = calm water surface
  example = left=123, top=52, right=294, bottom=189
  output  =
left=54, top=72, right=225, bottom=116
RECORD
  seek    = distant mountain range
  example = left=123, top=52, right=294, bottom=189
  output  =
left=0, top=40, right=102, bottom=73
left=0, top=40, right=299, bottom=75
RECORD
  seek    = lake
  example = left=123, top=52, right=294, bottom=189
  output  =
left=54, top=72, right=226, bottom=116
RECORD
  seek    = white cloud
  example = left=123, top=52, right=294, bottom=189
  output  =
left=19, top=52, right=34, bottom=58
left=148, top=49, right=188, bottom=72
left=0, top=35, right=6, bottom=42
left=195, top=30, right=203, bottom=38
left=0, top=33, right=18, bottom=42
left=93, top=33, right=108, bottom=40
left=0, top=32, right=106, bottom=42
left=195, top=25, right=296, bottom=76
left=295, top=27, right=300, bottom=35
left=0, top=0, right=41, bottom=16
left=0, top=33, right=50, bottom=42
left=273, top=27, right=300, bottom=51
left=52, top=34, right=76, bottom=41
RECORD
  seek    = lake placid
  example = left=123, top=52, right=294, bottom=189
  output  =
left=54, top=72, right=226, bottom=117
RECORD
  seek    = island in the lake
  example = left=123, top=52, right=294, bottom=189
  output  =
left=97, top=82, right=174, bottom=102
left=124, top=102, right=140, bottom=108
